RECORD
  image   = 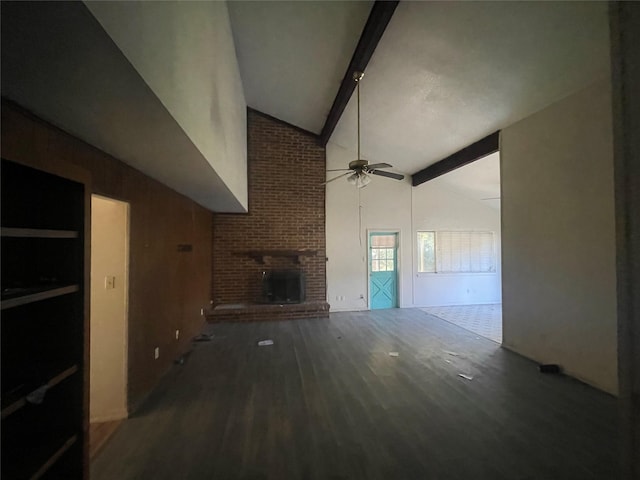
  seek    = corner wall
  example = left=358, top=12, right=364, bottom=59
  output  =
left=610, top=1, right=640, bottom=470
left=1, top=102, right=213, bottom=410
left=501, top=78, right=618, bottom=394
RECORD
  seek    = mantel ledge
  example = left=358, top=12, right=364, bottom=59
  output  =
left=234, top=249, right=318, bottom=264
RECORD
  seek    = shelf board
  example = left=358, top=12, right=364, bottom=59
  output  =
left=1, top=227, right=79, bottom=238
left=2, top=365, right=79, bottom=420
left=1, top=285, right=79, bottom=310
left=30, top=434, right=78, bottom=480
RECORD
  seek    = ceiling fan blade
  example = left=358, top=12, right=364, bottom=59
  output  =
left=326, top=168, right=352, bottom=172
left=370, top=170, right=405, bottom=180
left=366, top=163, right=392, bottom=170
left=322, top=171, right=352, bottom=185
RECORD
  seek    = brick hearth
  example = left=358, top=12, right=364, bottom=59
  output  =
left=207, top=301, right=329, bottom=323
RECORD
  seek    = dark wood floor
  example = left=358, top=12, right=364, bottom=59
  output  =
left=91, top=309, right=619, bottom=480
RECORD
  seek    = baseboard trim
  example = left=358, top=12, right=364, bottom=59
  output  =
left=90, top=410, right=128, bottom=423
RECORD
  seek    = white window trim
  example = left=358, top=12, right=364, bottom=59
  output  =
left=416, top=230, right=497, bottom=274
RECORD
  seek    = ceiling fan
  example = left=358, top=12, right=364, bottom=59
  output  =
left=325, top=71, right=405, bottom=188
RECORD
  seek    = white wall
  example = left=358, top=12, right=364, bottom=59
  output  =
left=326, top=143, right=412, bottom=311
left=326, top=142, right=501, bottom=311
left=86, top=1, right=248, bottom=210
left=90, top=196, right=129, bottom=422
left=412, top=181, right=502, bottom=307
left=501, top=78, right=618, bottom=394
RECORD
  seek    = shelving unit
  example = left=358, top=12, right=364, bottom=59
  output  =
left=2, top=158, right=86, bottom=479
left=1, top=228, right=79, bottom=239
left=1, top=285, right=80, bottom=310
left=2, top=365, right=79, bottom=420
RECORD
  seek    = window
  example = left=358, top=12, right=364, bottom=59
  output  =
left=371, top=234, right=396, bottom=272
left=417, top=231, right=495, bottom=273
left=417, top=231, right=436, bottom=273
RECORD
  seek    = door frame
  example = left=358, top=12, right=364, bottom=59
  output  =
left=367, top=229, right=401, bottom=310
left=89, top=194, right=130, bottom=422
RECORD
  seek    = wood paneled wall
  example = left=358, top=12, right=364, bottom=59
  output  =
left=1, top=101, right=213, bottom=411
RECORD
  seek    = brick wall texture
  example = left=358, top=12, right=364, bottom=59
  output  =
left=212, top=110, right=326, bottom=305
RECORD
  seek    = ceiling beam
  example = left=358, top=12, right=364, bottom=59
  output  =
left=319, top=0, right=399, bottom=147
left=411, top=132, right=500, bottom=187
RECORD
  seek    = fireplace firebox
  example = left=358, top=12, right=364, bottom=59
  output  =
left=262, top=270, right=305, bottom=304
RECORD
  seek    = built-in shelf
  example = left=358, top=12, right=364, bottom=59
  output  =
left=2, top=365, right=79, bottom=420
left=1, top=285, right=79, bottom=310
left=30, top=434, right=78, bottom=480
left=1, top=227, right=79, bottom=238
left=238, top=249, right=318, bottom=264
left=2, top=158, right=86, bottom=479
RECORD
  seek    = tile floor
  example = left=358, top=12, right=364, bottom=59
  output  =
left=421, top=304, right=502, bottom=343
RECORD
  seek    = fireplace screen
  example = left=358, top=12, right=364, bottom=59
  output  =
left=262, top=270, right=305, bottom=304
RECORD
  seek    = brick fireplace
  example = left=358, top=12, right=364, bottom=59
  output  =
left=209, top=109, right=329, bottom=322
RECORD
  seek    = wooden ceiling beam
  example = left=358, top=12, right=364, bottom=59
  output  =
left=319, top=0, right=399, bottom=147
left=411, top=131, right=500, bottom=187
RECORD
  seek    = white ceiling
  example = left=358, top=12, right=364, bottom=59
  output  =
left=1, top=1, right=612, bottom=211
left=227, top=1, right=372, bottom=134
left=230, top=1, right=610, bottom=177
left=430, top=152, right=501, bottom=210
left=1, top=1, right=245, bottom=212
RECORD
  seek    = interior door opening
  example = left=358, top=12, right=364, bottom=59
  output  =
left=369, top=232, right=399, bottom=309
left=89, top=195, right=129, bottom=457
left=416, top=152, right=502, bottom=344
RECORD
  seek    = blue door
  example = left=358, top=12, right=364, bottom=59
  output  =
left=369, top=233, right=398, bottom=309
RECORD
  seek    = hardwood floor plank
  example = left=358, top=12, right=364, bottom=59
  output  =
left=91, top=309, right=619, bottom=480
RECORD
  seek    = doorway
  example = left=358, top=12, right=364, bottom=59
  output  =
left=369, top=232, right=399, bottom=309
left=89, top=195, right=129, bottom=455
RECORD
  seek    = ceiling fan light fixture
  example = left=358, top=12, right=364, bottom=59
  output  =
left=323, top=71, right=402, bottom=188
left=347, top=171, right=371, bottom=188
left=359, top=173, right=372, bottom=188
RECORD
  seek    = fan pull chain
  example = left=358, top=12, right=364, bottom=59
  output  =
left=358, top=187, right=363, bottom=248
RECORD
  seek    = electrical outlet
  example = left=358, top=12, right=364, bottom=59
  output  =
left=200, top=308, right=204, bottom=316
left=175, top=330, right=180, bottom=340
left=154, top=347, right=159, bottom=360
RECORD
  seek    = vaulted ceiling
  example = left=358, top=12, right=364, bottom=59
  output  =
left=1, top=1, right=611, bottom=211
left=230, top=1, right=610, bottom=175
left=227, top=1, right=373, bottom=135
